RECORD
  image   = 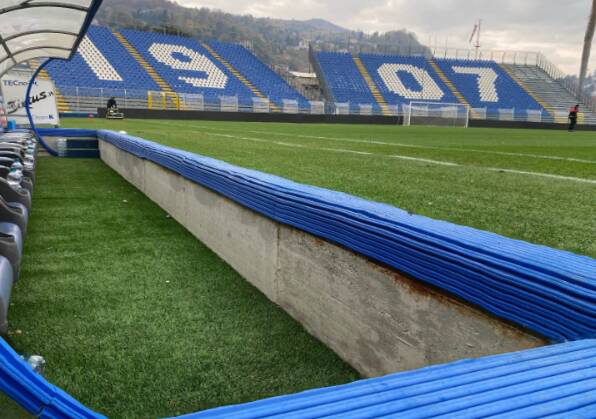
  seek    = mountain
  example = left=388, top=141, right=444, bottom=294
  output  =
left=302, top=19, right=350, bottom=33
left=95, top=0, right=428, bottom=72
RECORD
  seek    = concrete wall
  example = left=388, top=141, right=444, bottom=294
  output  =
left=100, top=141, right=548, bottom=377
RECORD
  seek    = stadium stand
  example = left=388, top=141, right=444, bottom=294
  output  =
left=506, top=64, right=596, bottom=124
left=32, top=25, right=596, bottom=124
left=117, top=29, right=240, bottom=96
left=41, top=26, right=309, bottom=112
left=359, top=53, right=461, bottom=110
left=314, top=52, right=382, bottom=113
left=352, top=55, right=392, bottom=115
left=207, top=40, right=309, bottom=109
left=119, top=29, right=304, bottom=109
left=45, top=26, right=161, bottom=99
left=311, top=50, right=596, bottom=122
left=434, top=58, right=546, bottom=119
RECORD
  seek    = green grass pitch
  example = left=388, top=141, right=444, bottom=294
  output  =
left=67, top=118, right=596, bottom=258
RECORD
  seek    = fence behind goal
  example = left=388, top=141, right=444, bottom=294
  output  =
left=404, top=102, right=470, bottom=127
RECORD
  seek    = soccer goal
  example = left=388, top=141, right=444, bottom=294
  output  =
left=404, top=102, right=470, bottom=128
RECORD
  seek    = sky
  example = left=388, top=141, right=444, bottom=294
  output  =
left=173, top=0, right=595, bottom=75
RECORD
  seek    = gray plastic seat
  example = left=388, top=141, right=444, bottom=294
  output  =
left=0, top=223, right=23, bottom=280
left=0, top=195, right=28, bottom=236
left=0, top=151, right=23, bottom=162
left=0, top=158, right=35, bottom=181
left=0, top=255, right=14, bottom=335
left=0, top=145, right=24, bottom=152
left=0, top=144, right=35, bottom=155
left=0, top=178, right=32, bottom=210
left=0, top=167, right=33, bottom=193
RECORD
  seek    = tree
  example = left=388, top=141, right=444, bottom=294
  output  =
left=579, top=0, right=596, bottom=98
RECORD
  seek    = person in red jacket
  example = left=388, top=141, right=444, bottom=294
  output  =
left=568, top=104, right=579, bottom=132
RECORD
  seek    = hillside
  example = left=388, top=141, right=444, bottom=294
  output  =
left=95, top=0, right=428, bottom=72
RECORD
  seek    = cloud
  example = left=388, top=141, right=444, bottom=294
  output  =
left=173, top=0, right=595, bottom=74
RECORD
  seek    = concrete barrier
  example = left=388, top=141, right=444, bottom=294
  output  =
left=99, top=140, right=548, bottom=377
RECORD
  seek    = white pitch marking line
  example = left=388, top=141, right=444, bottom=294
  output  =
left=321, top=147, right=373, bottom=156
left=202, top=131, right=596, bottom=184
left=389, top=155, right=459, bottom=166
left=244, top=129, right=596, bottom=165
left=485, top=168, right=596, bottom=184
left=144, top=120, right=596, bottom=164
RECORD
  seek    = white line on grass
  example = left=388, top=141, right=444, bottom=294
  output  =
left=321, top=147, right=374, bottom=156
left=245, top=129, right=596, bottom=165
left=144, top=120, right=596, bottom=165
left=206, top=132, right=453, bottom=165
left=388, top=155, right=459, bottom=166
left=202, top=131, right=596, bottom=184
left=485, top=168, right=596, bottom=184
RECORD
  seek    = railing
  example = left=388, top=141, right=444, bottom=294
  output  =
left=429, top=47, right=542, bottom=66
left=535, top=53, right=596, bottom=112
left=56, top=86, right=592, bottom=125
left=59, top=87, right=149, bottom=113
left=308, top=41, right=430, bottom=57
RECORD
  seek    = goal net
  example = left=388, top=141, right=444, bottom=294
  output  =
left=404, top=102, right=470, bottom=128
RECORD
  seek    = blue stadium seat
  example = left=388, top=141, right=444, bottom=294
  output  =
left=435, top=58, right=545, bottom=114
left=46, top=26, right=160, bottom=99
left=119, top=29, right=255, bottom=106
left=42, top=26, right=549, bottom=117
left=44, top=26, right=308, bottom=109
left=359, top=54, right=459, bottom=108
left=207, top=41, right=309, bottom=109
left=314, top=52, right=381, bottom=113
left=314, top=52, right=548, bottom=116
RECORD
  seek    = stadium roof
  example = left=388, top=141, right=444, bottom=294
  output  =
left=0, top=0, right=103, bottom=77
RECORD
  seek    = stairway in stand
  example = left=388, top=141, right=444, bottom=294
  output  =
left=500, top=63, right=555, bottom=119
left=113, top=31, right=182, bottom=109
left=201, top=42, right=281, bottom=112
left=352, top=56, right=391, bottom=116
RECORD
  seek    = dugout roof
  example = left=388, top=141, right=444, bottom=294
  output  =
left=0, top=0, right=103, bottom=77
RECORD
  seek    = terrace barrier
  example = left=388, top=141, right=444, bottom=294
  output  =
left=57, top=87, right=587, bottom=125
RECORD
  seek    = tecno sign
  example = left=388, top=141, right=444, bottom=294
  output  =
left=2, top=79, right=38, bottom=88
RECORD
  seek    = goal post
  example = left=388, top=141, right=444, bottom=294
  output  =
left=404, top=101, right=470, bottom=128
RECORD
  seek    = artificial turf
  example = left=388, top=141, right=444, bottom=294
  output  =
left=0, top=157, right=359, bottom=418
left=66, top=119, right=595, bottom=258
